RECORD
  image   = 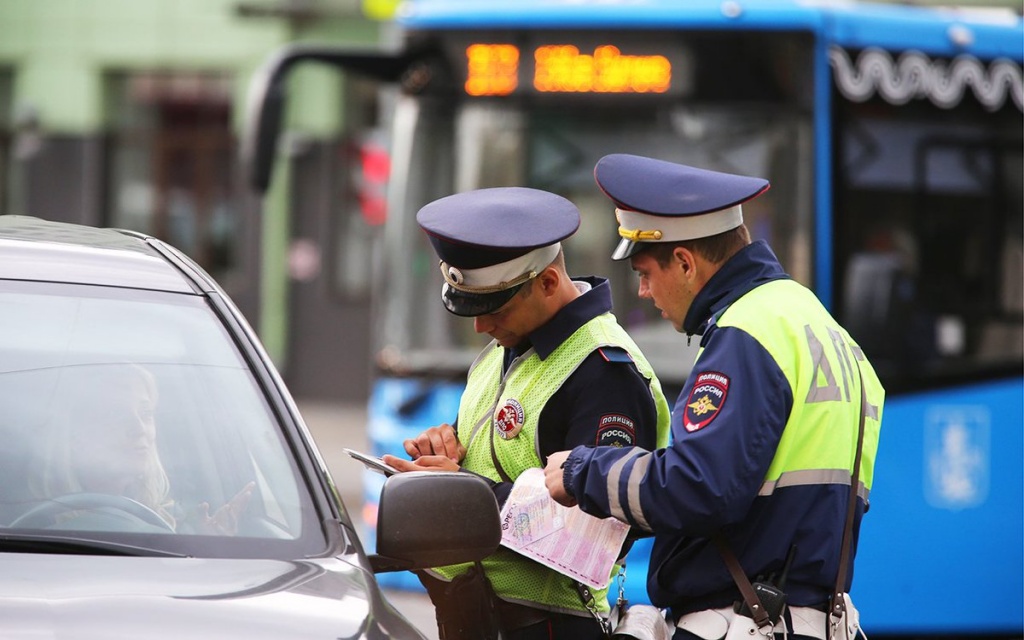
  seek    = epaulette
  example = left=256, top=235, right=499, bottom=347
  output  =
left=597, top=346, right=634, bottom=363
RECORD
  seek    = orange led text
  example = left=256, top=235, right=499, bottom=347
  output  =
left=533, top=45, right=671, bottom=93
left=465, top=44, right=520, bottom=96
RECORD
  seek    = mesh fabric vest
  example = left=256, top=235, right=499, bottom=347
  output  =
left=430, top=312, right=670, bottom=615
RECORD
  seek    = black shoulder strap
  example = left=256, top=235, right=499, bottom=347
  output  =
left=829, top=365, right=868, bottom=634
left=717, top=362, right=868, bottom=636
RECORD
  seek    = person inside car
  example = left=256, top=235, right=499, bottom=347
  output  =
left=24, top=363, right=253, bottom=535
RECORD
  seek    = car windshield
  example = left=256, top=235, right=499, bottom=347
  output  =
left=0, top=280, right=326, bottom=557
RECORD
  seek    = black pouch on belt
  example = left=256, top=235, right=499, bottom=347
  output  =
left=434, top=561, right=502, bottom=640
left=734, top=581, right=787, bottom=624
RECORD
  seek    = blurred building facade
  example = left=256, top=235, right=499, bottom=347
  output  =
left=0, top=0, right=397, bottom=400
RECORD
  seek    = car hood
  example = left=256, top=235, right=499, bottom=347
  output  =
left=0, top=553, right=425, bottom=640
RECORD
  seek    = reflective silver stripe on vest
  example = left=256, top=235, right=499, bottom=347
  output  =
left=758, top=468, right=871, bottom=502
left=863, top=400, right=879, bottom=421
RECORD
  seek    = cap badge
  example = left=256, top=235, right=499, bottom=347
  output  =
left=446, top=265, right=464, bottom=285
left=494, top=398, right=525, bottom=440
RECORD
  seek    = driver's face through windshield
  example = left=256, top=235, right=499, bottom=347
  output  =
left=30, top=363, right=176, bottom=532
left=64, top=365, right=162, bottom=499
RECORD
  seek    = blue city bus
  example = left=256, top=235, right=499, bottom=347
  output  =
left=244, top=1, right=1023, bottom=635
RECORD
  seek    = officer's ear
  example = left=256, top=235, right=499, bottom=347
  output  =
left=673, top=247, right=695, bottom=277
left=534, top=265, right=561, bottom=297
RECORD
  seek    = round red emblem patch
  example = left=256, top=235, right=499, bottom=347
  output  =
left=494, top=399, right=525, bottom=440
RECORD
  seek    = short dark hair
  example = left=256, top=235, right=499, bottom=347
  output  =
left=640, top=224, right=751, bottom=267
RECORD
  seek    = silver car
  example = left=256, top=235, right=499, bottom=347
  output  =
left=0, top=215, right=497, bottom=639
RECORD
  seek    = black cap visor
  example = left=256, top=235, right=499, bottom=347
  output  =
left=441, top=282, right=526, bottom=317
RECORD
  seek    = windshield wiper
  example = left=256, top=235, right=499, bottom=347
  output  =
left=0, top=532, right=188, bottom=558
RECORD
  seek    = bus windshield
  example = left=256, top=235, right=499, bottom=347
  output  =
left=375, top=96, right=813, bottom=385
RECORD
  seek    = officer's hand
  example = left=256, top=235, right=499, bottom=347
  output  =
left=402, top=424, right=465, bottom=463
left=543, top=450, right=577, bottom=507
left=382, top=453, right=460, bottom=473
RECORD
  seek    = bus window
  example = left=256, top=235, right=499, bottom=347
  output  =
left=834, top=96, right=1024, bottom=390
left=427, top=100, right=814, bottom=386
left=378, top=97, right=814, bottom=386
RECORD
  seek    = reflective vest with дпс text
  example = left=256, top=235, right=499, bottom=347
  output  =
left=431, top=312, right=671, bottom=614
left=710, top=279, right=884, bottom=507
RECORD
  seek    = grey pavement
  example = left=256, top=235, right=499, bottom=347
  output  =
left=297, top=399, right=439, bottom=640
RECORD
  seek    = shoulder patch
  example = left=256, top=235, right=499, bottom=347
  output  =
left=683, top=371, right=730, bottom=432
left=597, top=414, right=636, bottom=447
left=597, top=347, right=634, bottom=364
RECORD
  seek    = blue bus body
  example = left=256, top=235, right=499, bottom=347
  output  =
left=403, top=0, right=1021, bottom=58
left=355, top=1, right=1023, bottom=635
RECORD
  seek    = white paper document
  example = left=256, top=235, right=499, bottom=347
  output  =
left=499, top=467, right=629, bottom=589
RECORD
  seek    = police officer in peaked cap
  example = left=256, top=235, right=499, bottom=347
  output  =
left=598, top=154, right=770, bottom=262
left=383, top=186, right=672, bottom=640
left=543, top=155, right=885, bottom=640
left=418, top=186, right=581, bottom=317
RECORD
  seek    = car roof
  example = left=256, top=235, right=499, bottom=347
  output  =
left=0, top=215, right=197, bottom=294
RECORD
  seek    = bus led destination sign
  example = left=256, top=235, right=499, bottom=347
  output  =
left=534, top=45, right=671, bottom=93
left=465, top=44, right=519, bottom=96
left=464, top=43, right=672, bottom=96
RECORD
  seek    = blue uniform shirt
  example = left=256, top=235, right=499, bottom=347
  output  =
left=563, top=242, right=857, bottom=616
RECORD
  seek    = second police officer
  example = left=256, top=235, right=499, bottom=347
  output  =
left=544, top=155, right=885, bottom=640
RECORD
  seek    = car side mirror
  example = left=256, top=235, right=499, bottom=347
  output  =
left=369, top=471, right=500, bottom=573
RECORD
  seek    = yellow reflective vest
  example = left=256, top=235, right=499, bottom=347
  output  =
left=430, top=312, right=670, bottom=615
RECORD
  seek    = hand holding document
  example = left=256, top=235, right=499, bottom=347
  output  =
left=499, top=467, right=629, bottom=589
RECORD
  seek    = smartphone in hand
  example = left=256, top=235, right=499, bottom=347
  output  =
left=344, top=448, right=400, bottom=476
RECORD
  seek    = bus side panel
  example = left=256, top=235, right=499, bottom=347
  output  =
left=854, top=378, right=1024, bottom=635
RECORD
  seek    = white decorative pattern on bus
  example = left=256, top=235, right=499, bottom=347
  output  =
left=829, top=46, right=1024, bottom=112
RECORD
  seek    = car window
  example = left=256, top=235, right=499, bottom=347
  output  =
left=0, top=281, right=325, bottom=557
